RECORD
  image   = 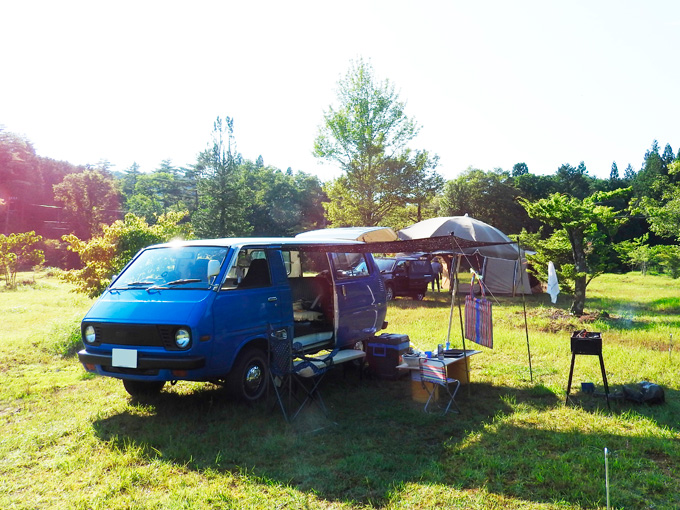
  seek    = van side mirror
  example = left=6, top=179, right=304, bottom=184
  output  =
left=208, top=260, right=221, bottom=278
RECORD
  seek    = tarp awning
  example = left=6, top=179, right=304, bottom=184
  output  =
left=290, top=234, right=515, bottom=254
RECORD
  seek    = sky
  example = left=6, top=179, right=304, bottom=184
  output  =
left=2, top=1, right=679, bottom=182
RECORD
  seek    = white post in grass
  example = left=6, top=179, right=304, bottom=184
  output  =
left=604, top=447, right=610, bottom=510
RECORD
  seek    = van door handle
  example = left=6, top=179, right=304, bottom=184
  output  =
left=341, top=286, right=347, bottom=297
left=268, top=296, right=278, bottom=302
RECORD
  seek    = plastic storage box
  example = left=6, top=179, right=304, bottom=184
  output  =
left=366, top=333, right=410, bottom=379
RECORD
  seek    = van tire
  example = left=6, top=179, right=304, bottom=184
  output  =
left=385, top=284, right=394, bottom=301
left=227, top=347, right=268, bottom=402
left=123, top=380, right=165, bottom=397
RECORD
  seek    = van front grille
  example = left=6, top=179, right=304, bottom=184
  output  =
left=99, top=324, right=161, bottom=346
left=87, top=323, right=186, bottom=350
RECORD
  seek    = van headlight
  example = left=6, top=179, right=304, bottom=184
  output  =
left=84, top=325, right=96, bottom=344
left=175, top=328, right=191, bottom=349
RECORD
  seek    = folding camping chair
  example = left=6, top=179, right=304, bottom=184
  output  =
left=268, top=329, right=337, bottom=422
left=268, top=329, right=296, bottom=422
left=419, top=357, right=461, bottom=415
left=291, top=346, right=337, bottom=421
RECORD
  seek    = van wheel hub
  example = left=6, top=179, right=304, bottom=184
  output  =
left=245, top=365, right=263, bottom=391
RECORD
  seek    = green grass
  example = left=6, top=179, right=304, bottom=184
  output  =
left=1, top=272, right=679, bottom=509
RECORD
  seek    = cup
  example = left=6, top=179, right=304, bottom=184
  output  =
left=425, top=351, right=433, bottom=358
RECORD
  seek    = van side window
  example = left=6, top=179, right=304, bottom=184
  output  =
left=221, top=249, right=271, bottom=290
left=329, top=252, right=370, bottom=279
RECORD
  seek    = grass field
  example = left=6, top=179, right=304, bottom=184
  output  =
left=1, top=272, right=678, bottom=509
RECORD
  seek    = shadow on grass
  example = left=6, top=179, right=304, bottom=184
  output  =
left=90, top=368, right=678, bottom=508
left=443, top=415, right=680, bottom=509
left=92, top=374, right=541, bottom=505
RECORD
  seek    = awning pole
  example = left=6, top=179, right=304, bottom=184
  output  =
left=517, top=236, right=533, bottom=382
left=450, top=254, right=471, bottom=395
left=445, top=255, right=459, bottom=348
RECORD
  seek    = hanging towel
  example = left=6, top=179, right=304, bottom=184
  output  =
left=464, top=275, right=493, bottom=348
left=547, top=261, right=560, bottom=304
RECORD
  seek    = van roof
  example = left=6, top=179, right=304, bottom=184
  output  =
left=149, top=237, right=364, bottom=250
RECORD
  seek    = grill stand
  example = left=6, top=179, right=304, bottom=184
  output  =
left=566, top=335, right=610, bottom=410
left=564, top=351, right=611, bottom=411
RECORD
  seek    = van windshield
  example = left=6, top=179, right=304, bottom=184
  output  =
left=112, top=246, right=229, bottom=290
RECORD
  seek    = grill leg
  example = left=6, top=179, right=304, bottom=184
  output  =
left=598, top=353, right=611, bottom=410
left=565, top=353, right=576, bottom=405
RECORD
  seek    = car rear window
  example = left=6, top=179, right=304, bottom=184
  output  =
left=410, top=260, right=431, bottom=275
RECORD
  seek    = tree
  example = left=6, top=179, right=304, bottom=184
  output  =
left=0, top=130, right=41, bottom=234
left=0, top=231, right=44, bottom=288
left=192, top=117, right=251, bottom=238
left=623, top=164, right=636, bottom=181
left=614, top=234, right=652, bottom=275
left=554, top=161, right=591, bottom=199
left=520, top=189, right=629, bottom=315
left=1, top=128, right=90, bottom=236
left=120, top=162, right=142, bottom=198
left=441, top=168, right=529, bottom=234
left=654, top=244, right=680, bottom=278
left=62, top=212, right=192, bottom=297
left=314, top=58, right=440, bottom=226
left=638, top=160, right=680, bottom=241
left=609, top=161, right=619, bottom=181
left=124, top=161, right=191, bottom=223
left=53, top=169, right=121, bottom=238
left=662, top=143, right=675, bottom=166
left=632, top=140, right=667, bottom=200
left=399, top=150, right=444, bottom=223
left=512, top=162, right=529, bottom=177
left=240, top=161, right=326, bottom=236
left=513, top=172, right=558, bottom=203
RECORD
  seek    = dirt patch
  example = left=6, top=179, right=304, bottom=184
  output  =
left=521, top=308, right=627, bottom=333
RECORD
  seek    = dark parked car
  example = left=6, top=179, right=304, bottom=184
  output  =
left=374, top=256, right=433, bottom=301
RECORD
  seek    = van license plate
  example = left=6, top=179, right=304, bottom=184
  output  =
left=112, top=348, right=137, bottom=368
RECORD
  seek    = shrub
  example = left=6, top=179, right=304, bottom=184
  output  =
left=62, top=212, right=192, bottom=297
left=0, top=231, right=45, bottom=289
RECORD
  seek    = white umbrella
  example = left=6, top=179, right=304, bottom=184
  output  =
left=400, top=216, right=533, bottom=382
left=398, top=215, right=519, bottom=260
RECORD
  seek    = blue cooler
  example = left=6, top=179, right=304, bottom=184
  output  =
left=366, top=333, right=410, bottom=380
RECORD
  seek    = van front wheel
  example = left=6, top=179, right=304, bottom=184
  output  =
left=227, top=347, right=268, bottom=402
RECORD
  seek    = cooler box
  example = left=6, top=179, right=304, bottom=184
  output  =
left=366, top=333, right=410, bottom=380
left=410, top=371, right=431, bottom=403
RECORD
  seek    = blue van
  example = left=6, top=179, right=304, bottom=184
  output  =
left=77, top=238, right=388, bottom=400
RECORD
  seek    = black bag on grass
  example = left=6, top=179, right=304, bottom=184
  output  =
left=623, top=381, right=665, bottom=404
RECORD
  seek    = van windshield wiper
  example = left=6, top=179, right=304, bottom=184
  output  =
left=145, top=279, right=203, bottom=293
left=126, top=281, right=154, bottom=287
